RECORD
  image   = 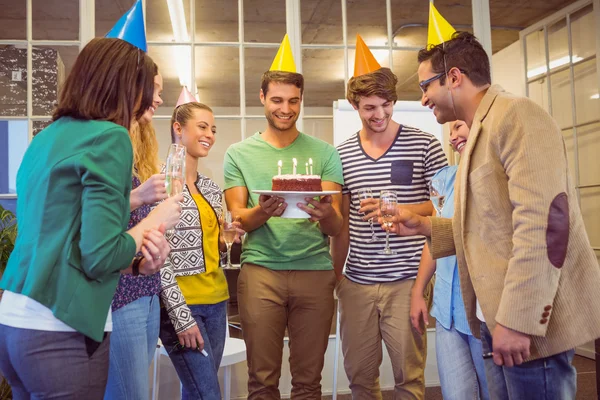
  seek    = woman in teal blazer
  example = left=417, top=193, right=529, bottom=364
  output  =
left=0, top=38, right=181, bottom=399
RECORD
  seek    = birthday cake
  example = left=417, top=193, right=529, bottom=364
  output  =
left=272, top=174, right=322, bottom=192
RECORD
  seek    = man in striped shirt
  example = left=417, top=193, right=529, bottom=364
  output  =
left=331, top=45, right=447, bottom=399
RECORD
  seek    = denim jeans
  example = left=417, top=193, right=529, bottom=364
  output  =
left=480, top=322, right=576, bottom=400
left=104, top=295, right=160, bottom=400
left=0, top=324, right=110, bottom=400
left=436, top=322, right=490, bottom=400
left=159, top=301, right=227, bottom=400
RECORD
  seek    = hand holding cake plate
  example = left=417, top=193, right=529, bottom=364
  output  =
left=252, top=190, right=340, bottom=219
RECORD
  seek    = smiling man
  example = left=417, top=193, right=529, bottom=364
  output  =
left=386, top=31, right=600, bottom=399
left=331, top=35, right=447, bottom=400
left=223, top=35, right=343, bottom=400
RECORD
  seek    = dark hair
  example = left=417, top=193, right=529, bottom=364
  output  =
left=171, top=102, right=214, bottom=143
left=260, top=70, right=304, bottom=97
left=53, top=38, right=158, bottom=131
left=346, top=67, right=398, bottom=107
left=417, top=32, right=491, bottom=87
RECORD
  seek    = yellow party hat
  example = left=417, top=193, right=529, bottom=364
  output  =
left=353, top=34, right=382, bottom=77
left=427, top=3, right=457, bottom=47
left=269, top=34, right=297, bottom=73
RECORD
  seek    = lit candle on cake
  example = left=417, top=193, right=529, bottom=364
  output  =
left=309, top=158, right=313, bottom=175
left=278, top=160, right=282, bottom=176
left=305, top=162, right=309, bottom=175
left=292, top=158, right=297, bottom=175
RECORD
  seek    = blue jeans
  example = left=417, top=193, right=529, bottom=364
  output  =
left=159, top=301, right=227, bottom=400
left=104, top=295, right=160, bottom=400
left=0, top=324, right=110, bottom=400
left=480, top=322, right=576, bottom=400
left=436, top=322, right=490, bottom=400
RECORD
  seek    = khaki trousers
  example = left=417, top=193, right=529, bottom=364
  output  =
left=337, top=277, right=429, bottom=400
left=238, top=263, right=336, bottom=400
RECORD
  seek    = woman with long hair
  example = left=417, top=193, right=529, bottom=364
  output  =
left=104, top=72, right=172, bottom=399
left=0, top=38, right=181, bottom=399
left=158, top=101, right=243, bottom=399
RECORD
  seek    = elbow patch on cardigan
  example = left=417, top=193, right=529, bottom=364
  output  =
left=546, top=192, right=569, bottom=268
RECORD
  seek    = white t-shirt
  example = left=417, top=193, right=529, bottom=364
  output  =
left=476, top=299, right=485, bottom=322
left=0, top=291, right=112, bottom=332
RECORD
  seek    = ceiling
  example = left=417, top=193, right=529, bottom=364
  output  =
left=0, top=0, right=580, bottom=112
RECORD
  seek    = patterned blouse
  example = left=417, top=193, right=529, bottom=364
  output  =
left=111, top=176, right=161, bottom=312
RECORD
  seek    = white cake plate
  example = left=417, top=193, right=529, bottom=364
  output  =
left=252, top=190, right=340, bottom=218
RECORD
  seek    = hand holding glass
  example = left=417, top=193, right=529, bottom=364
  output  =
left=379, top=190, right=397, bottom=255
left=221, top=210, right=237, bottom=269
left=429, top=176, right=446, bottom=216
left=165, top=144, right=185, bottom=234
left=356, top=188, right=380, bottom=243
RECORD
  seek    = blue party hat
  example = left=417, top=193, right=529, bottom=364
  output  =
left=105, top=0, right=147, bottom=52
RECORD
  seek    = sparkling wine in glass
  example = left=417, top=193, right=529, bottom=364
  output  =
left=378, top=190, right=397, bottom=255
left=221, top=210, right=237, bottom=269
left=165, top=144, right=185, bottom=234
left=429, top=176, right=446, bottom=216
left=356, top=188, right=380, bottom=243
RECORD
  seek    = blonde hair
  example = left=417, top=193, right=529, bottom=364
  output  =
left=170, top=102, right=214, bottom=143
left=129, top=121, right=160, bottom=182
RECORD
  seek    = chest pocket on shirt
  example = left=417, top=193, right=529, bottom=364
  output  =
left=390, top=160, right=414, bottom=185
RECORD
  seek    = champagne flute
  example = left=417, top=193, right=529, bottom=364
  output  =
left=356, top=188, right=380, bottom=243
left=378, top=190, right=397, bottom=255
left=429, top=174, right=446, bottom=216
left=221, top=210, right=237, bottom=269
left=165, top=144, right=185, bottom=234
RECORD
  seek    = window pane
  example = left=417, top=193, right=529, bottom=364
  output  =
left=32, top=46, right=78, bottom=116
left=550, top=69, right=573, bottom=129
left=195, top=46, right=240, bottom=111
left=0, top=120, right=28, bottom=195
left=95, top=0, right=138, bottom=37
left=196, top=0, right=238, bottom=42
left=147, top=0, right=191, bottom=42
left=301, top=0, right=342, bottom=44
left=580, top=186, right=600, bottom=248
left=244, top=0, right=285, bottom=43
left=0, top=45, right=27, bottom=117
left=528, top=79, right=549, bottom=112
left=244, top=47, right=277, bottom=108
left=245, top=118, right=265, bottom=138
left=547, top=18, right=568, bottom=71
left=148, top=45, right=192, bottom=117
left=571, top=4, right=595, bottom=62
left=0, top=0, right=26, bottom=40
left=303, top=49, right=345, bottom=108
left=576, top=123, right=600, bottom=187
left=33, top=0, right=79, bottom=40
left=346, top=0, right=387, bottom=47
left=526, top=29, right=546, bottom=80
left=303, top=118, right=333, bottom=145
left=33, top=120, right=52, bottom=136
left=561, top=129, right=576, bottom=185
left=573, top=60, right=599, bottom=126
left=393, top=50, right=420, bottom=101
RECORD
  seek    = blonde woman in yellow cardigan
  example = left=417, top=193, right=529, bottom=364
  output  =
left=159, top=99, right=244, bottom=400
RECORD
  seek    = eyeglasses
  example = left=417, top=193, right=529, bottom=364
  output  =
left=419, top=69, right=467, bottom=94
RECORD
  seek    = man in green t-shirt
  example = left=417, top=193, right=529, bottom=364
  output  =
left=224, top=46, right=343, bottom=398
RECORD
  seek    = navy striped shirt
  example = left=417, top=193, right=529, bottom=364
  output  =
left=337, top=125, right=448, bottom=284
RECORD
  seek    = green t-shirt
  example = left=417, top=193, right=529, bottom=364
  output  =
left=224, top=132, right=344, bottom=271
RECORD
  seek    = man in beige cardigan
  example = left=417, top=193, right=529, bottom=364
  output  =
left=385, top=31, right=600, bottom=399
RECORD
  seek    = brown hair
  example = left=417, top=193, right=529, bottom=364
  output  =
left=260, top=70, right=304, bottom=97
left=417, top=32, right=491, bottom=87
left=53, top=38, right=157, bottom=131
left=171, top=102, right=215, bottom=143
left=129, top=120, right=159, bottom=182
left=346, top=67, right=398, bottom=107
